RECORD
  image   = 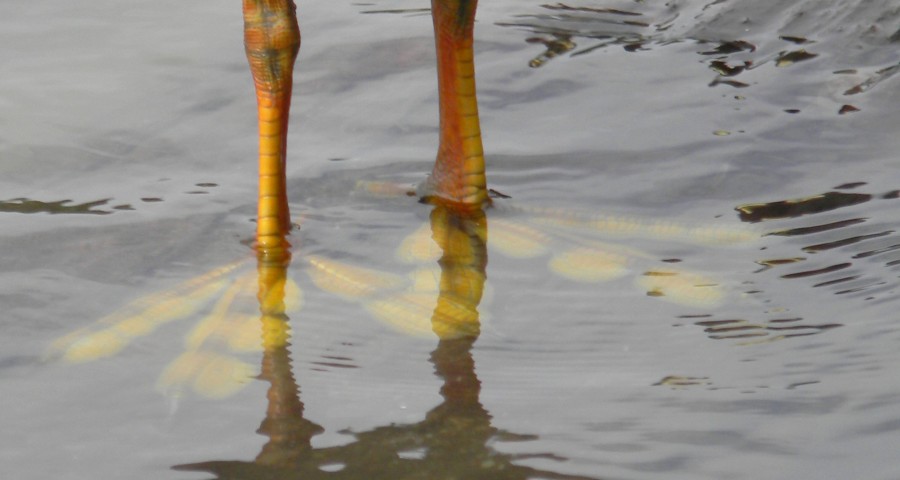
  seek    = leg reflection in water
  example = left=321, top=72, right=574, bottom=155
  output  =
left=42, top=0, right=765, bottom=475
left=177, top=2, right=591, bottom=475
left=175, top=202, right=595, bottom=480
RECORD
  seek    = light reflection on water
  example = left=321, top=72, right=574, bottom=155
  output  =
left=2, top=1, right=900, bottom=479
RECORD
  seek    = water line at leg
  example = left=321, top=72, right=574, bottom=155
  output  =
left=243, top=0, right=301, bottom=252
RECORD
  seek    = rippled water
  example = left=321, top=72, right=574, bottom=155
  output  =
left=2, top=1, right=900, bottom=479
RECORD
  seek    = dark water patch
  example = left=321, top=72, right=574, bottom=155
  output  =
left=834, top=182, right=867, bottom=190
left=781, top=262, right=852, bottom=279
left=770, top=218, right=867, bottom=237
left=538, top=4, right=644, bottom=17
left=654, top=375, right=710, bottom=388
left=801, top=230, right=893, bottom=253
left=497, top=3, right=649, bottom=36
left=0, top=198, right=112, bottom=215
left=611, top=454, right=691, bottom=473
left=786, top=380, right=820, bottom=389
left=834, top=280, right=889, bottom=296
left=853, top=242, right=900, bottom=259
left=737, top=192, right=872, bottom=223
left=780, top=36, right=812, bottom=45
left=700, top=40, right=757, bottom=55
left=812, top=275, right=860, bottom=288
left=741, top=186, right=900, bottom=305
left=709, top=59, right=751, bottom=76
left=695, top=317, right=842, bottom=342
left=709, top=78, right=750, bottom=89
left=775, top=49, right=819, bottom=67
left=358, top=7, right=431, bottom=16
left=755, top=258, right=805, bottom=270
left=311, top=354, right=359, bottom=370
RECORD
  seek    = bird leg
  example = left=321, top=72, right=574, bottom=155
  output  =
left=427, top=0, right=488, bottom=207
left=243, top=0, right=301, bottom=253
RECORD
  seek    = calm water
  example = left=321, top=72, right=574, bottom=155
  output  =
left=2, top=1, right=900, bottom=479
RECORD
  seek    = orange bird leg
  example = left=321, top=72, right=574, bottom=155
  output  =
left=427, top=0, right=488, bottom=206
left=243, top=0, right=301, bottom=253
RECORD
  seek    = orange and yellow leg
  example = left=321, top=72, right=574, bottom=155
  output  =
left=243, top=0, right=301, bottom=252
left=428, top=0, right=488, bottom=206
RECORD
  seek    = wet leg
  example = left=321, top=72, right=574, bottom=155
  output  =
left=428, top=0, right=487, bottom=206
left=243, top=0, right=301, bottom=252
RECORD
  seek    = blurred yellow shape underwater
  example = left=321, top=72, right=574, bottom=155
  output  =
left=636, top=269, right=724, bottom=308
left=549, top=247, right=629, bottom=282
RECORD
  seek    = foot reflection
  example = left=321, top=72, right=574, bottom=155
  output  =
left=174, top=203, right=594, bottom=480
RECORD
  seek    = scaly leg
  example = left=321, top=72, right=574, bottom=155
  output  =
left=428, top=0, right=488, bottom=206
left=243, top=0, right=301, bottom=252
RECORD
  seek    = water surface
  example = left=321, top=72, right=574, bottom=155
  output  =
left=2, top=1, right=900, bottom=479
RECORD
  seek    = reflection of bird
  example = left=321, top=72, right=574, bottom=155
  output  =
left=173, top=199, right=597, bottom=480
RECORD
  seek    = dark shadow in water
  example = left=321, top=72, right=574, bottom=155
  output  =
left=736, top=191, right=873, bottom=223
left=0, top=197, right=114, bottom=215
left=173, top=203, right=597, bottom=480
left=684, top=185, right=900, bottom=343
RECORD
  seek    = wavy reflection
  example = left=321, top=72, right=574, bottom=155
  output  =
left=495, top=2, right=650, bottom=66
left=485, top=0, right=900, bottom=123
left=737, top=186, right=900, bottom=294
left=493, top=1, right=898, bottom=61
left=685, top=184, right=900, bottom=344
left=174, top=203, right=595, bottom=480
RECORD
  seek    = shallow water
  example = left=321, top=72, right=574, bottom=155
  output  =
left=2, top=1, right=900, bottom=479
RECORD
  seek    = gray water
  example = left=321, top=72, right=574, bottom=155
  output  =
left=2, top=1, right=900, bottom=479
